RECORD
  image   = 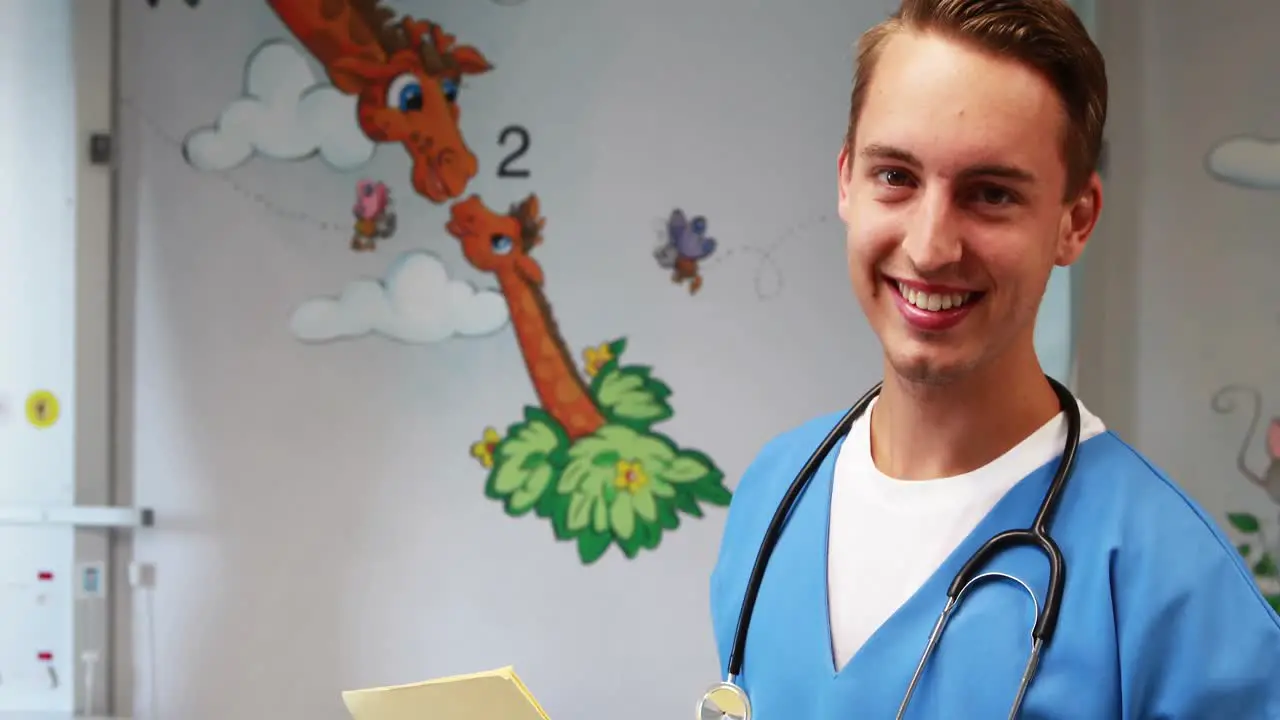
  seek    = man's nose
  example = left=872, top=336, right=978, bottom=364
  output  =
left=901, top=191, right=963, bottom=272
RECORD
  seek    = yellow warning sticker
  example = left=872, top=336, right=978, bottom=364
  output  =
left=25, top=390, right=59, bottom=428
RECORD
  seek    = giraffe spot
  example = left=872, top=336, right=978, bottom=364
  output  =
left=305, top=31, right=343, bottom=65
left=556, top=383, right=582, bottom=405
left=533, top=359, right=558, bottom=385
left=357, top=111, right=391, bottom=139
left=517, top=315, right=542, bottom=334
left=348, top=11, right=375, bottom=47
left=319, top=0, right=344, bottom=19
left=357, top=107, right=379, bottom=126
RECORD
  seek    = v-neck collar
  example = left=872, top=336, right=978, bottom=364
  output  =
left=813, top=435, right=1059, bottom=682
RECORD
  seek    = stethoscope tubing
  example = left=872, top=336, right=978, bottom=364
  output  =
left=724, top=375, right=1081, bottom=682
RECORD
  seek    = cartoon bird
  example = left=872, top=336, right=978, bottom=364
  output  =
left=351, top=179, right=397, bottom=252
left=654, top=208, right=717, bottom=295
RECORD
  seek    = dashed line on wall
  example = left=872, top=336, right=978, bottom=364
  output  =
left=117, top=98, right=350, bottom=236
left=678, top=213, right=835, bottom=301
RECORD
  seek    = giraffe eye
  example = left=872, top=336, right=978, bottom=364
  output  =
left=490, top=234, right=513, bottom=254
left=439, top=77, right=459, bottom=103
left=386, top=73, right=423, bottom=112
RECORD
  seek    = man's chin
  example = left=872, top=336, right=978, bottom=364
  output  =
left=884, top=346, right=980, bottom=387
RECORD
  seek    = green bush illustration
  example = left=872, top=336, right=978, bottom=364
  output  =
left=473, top=337, right=732, bottom=564
left=1227, top=512, right=1280, bottom=613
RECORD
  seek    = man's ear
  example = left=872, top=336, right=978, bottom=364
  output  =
left=1056, top=172, right=1103, bottom=266
left=837, top=145, right=854, bottom=221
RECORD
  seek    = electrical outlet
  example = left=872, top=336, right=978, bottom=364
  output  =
left=34, top=568, right=55, bottom=606
left=0, top=531, right=74, bottom=711
left=37, top=652, right=57, bottom=689
left=75, top=562, right=106, bottom=600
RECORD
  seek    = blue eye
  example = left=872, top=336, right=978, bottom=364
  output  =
left=490, top=234, right=513, bottom=254
left=385, top=73, right=423, bottom=112
left=440, top=78, right=459, bottom=103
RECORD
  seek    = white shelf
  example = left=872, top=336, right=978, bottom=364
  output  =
left=0, top=506, right=152, bottom=529
left=0, top=715, right=129, bottom=720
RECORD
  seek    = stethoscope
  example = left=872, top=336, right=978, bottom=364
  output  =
left=697, top=375, right=1081, bottom=720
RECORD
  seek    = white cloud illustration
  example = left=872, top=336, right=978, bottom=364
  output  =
left=289, top=251, right=510, bottom=344
left=182, top=39, right=374, bottom=172
left=1205, top=134, right=1280, bottom=190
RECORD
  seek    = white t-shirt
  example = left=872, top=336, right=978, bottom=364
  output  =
left=826, top=396, right=1108, bottom=671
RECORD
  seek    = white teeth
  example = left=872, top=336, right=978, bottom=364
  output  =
left=896, top=282, right=972, bottom=312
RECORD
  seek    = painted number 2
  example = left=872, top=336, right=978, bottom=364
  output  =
left=497, top=125, right=531, bottom=179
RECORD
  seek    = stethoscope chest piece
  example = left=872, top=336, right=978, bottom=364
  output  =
left=697, top=681, right=751, bottom=720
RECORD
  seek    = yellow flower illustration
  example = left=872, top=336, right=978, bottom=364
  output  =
left=470, top=427, right=502, bottom=469
left=614, top=459, right=649, bottom=493
left=603, top=457, right=673, bottom=540
left=583, top=342, right=614, bottom=377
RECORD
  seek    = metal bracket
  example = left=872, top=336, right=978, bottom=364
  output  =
left=0, top=505, right=154, bottom=529
left=89, top=132, right=112, bottom=166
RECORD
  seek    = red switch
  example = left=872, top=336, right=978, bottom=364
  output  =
left=37, top=652, right=52, bottom=661
left=37, top=571, right=53, bottom=581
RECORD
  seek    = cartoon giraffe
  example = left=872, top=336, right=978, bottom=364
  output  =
left=446, top=194, right=607, bottom=441
left=265, top=0, right=493, bottom=203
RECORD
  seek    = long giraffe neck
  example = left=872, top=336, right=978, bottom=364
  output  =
left=266, top=0, right=387, bottom=69
left=497, top=270, right=605, bottom=440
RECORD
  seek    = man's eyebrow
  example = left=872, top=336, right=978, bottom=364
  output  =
left=860, top=143, right=921, bottom=166
left=860, top=144, right=1037, bottom=184
left=960, top=164, right=1036, bottom=184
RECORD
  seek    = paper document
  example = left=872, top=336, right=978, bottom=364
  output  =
left=341, top=665, right=551, bottom=720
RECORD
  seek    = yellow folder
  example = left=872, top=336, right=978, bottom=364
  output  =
left=341, top=665, right=551, bottom=720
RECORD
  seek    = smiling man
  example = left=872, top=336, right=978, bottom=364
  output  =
left=706, top=1, right=1280, bottom=718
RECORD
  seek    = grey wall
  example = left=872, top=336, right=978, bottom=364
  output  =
left=1078, top=0, right=1280, bottom=598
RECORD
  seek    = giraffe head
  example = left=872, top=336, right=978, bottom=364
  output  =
left=446, top=194, right=546, bottom=286
left=327, top=13, right=492, bottom=204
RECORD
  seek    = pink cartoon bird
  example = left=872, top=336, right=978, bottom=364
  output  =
left=351, top=179, right=398, bottom=252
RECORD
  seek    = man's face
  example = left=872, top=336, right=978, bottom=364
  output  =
left=838, top=31, right=1099, bottom=386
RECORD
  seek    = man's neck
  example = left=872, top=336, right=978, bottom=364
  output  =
left=868, top=345, right=1063, bottom=480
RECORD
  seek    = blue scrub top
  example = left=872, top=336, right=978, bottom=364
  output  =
left=709, top=411, right=1280, bottom=718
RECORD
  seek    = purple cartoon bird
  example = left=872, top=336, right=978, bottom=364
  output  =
left=654, top=208, right=717, bottom=295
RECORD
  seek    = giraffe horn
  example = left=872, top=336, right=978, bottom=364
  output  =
left=416, top=20, right=456, bottom=72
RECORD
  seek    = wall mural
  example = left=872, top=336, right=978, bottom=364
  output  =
left=264, top=1, right=493, bottom=203
left=1206, top=132, right=1280, bottom=606
left=152, top=0, right=732, bottom=565
left=1212, top=386, right=1280, bottom=610
left=288, top=249, right=511, bottom=345
left=654, top=209, right=718, bottom=296
left=450, top=195, right=731, bottom=564
left=351, top=179, right=397, bottom=252
left=650, top=211, right=832, bottom=302
left=1205, top=133, right=1280, bottom=191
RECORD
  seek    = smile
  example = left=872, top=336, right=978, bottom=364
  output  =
left=886, top=277, right=985, bottom=332
left=895, top=281, right=974, bottom=311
